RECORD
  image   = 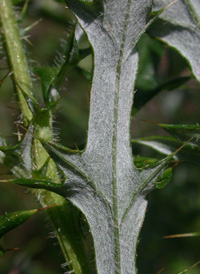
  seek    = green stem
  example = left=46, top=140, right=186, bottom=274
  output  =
left=0, top=1, right=91, bottom=273
left=34, top=110, right=93, bottom=274
left=0, top=0, right=33, bottom=125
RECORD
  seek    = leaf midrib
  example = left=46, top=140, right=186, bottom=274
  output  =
left=112, top=1, right=132, bottom=273
left=119, top=160, right=166, bottom=228
left=46, top=145, right=113, bottom=206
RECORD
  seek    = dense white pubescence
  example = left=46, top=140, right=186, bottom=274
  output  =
left=59, top=1, right=172, bottom=273
left=152, top=0, right=200, bottom=81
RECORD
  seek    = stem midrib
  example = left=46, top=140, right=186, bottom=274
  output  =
left=112, top=1, right=132, bottom=273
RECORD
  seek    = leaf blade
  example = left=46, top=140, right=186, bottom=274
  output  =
left=150, top=0, right=200, bottom=81
left=0, top=208, right=38, bottom=239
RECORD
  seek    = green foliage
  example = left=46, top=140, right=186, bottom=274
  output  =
left=134, top=156, right=173, bottom=189
left=134, top=34, right=190, bottom=115
left=156, top=123, right=200, bottom=145
left=132, top=135, right=200, bottom=166
left=0, top=207, right=51, bottom=259
left=0, top=0, right=200, bottom=273
left=0, top=208, right=42, bottom=239
left=34, top=24, right=91, bottom=105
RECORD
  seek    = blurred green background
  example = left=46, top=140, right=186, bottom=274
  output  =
left=0, top=0, right=200, bottom=273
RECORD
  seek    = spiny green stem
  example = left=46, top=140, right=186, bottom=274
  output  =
left=0, top=1, right=91, bottom=273
left=0, top=0, right=33, bottom=125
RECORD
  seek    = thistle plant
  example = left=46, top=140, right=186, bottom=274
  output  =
left=0, top=0, right=200, bottom=273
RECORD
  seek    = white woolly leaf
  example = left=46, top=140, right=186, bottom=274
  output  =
left=12, top=1, right=174, bottom=273
left=2, top=1, right=193, bottom=273
left=150, top=0, right=200, bottom=81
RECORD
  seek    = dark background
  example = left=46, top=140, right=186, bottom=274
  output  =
left=0, top=0, right=200, bottom=273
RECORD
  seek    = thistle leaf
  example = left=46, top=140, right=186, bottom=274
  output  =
left=132, top=135, right=200, bottom=166
left=134, top=156, right=173, bottom=189
left=0, top=206, right=54, bottom=258
left=28, top=1, right=183, bottom=272
left=2, top=0, right=195, bottom=273
left=0, top=208, right=42, bottom=239
left=150, top=0, right=200, bottom=81
left=7, top=135, right=176, bottom=274
left=157, top=123, right=200, bottom=145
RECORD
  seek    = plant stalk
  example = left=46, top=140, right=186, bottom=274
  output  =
left=0, top=1, right=91, bottom=273
left=0, top=0, right=33, bottom=125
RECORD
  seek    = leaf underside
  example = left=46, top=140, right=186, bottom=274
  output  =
left=150, top=0, right=200, bottom=82
left=2, top=0, right=199, bottom=273
left=0, top=1, right=179, bottom=273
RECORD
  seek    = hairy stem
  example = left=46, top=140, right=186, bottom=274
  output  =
left=0, top=0, right=33, bottom=125
left=0, top=1, right=91, bottom=273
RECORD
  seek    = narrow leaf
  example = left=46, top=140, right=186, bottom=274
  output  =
left=0, top=208, right=39, bottom=238
left=155, top=167, right=172, bottom=189
left=0, top=178, right=64, bottom=194
left=157, top=123, right=200, bottom=145
left=134, top=156, right=173, bottom=189
left=132, top=135, right=200, bottom=165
